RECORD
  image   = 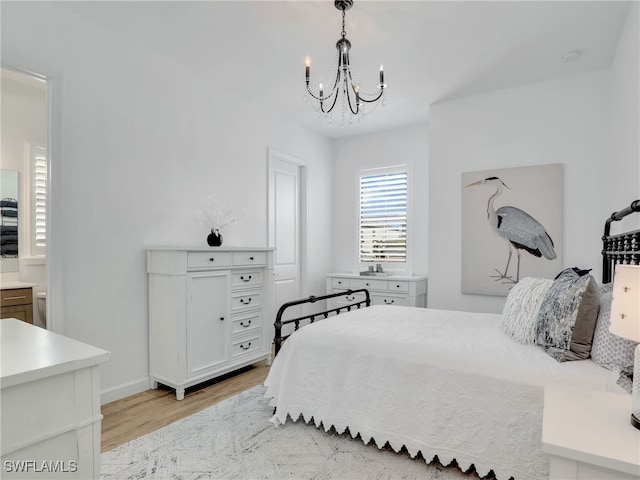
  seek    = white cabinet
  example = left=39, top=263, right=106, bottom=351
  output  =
left=147, top=248, right=274, bottom=400
left=1, top=319, right=109, bottom=479
left=326, top=273, right=427, bottom=308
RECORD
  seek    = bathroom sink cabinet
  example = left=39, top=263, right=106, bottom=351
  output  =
left=0, top=285, right=34, bottom=324
left=147, top=248, right=274, bottom=400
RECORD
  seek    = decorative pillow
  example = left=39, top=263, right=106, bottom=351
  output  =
left=536, top=268, right=600, bottom=361
left=501, top=277, right=553, bottom=344
left=591, top=290, right=638, bottom=393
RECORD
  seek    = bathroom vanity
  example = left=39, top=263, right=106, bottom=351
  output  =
left=0, top=282, right=35, bottom=324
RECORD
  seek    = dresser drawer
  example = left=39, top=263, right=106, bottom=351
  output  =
left=231, top=270, right=262, bottom=288
left=1, top=288, right=32, bottom=307
left=388, top=281, right=410, bottom=293
left=231, top=290, right=262, bottom=311
left=351, top=278, right=387, bottom=291
left=231, top=311, right=262, bottom=335
left=187, top=252, right=232, bottom=269
left=331, top=277, right=350, bottom=289
left=331, top=290, right=368, bottom=306
left=371, top=294, right=409, bottom=307
left=232, top=251, right=267, bottom=266
left=231, top=335, right=262, bottom=358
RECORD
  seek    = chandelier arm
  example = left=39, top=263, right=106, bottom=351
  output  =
left=356, top=89, right=384, bottom=103
left=343, top=74, right=359, bottom=114
left=324, top=82, right=341, bottom=113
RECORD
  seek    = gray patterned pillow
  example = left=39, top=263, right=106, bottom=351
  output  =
left=536, top=269, right=600, bottom=361
left=591, top=290, right=638, bottom=389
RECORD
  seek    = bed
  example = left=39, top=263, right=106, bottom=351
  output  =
left=264, top=200, right=640, bottom=480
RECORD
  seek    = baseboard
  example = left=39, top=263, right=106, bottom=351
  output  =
left=101, top=377, right=151, bottom=405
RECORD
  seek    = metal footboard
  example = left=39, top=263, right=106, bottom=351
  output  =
left=274, top=288, right=371, bottom=356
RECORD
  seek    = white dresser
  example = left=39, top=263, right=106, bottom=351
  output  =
left=147, top=247, right=274, bottom=400
left=1, top=319, right=110, bottom=479
left=326, top=273, right=427, bottom=308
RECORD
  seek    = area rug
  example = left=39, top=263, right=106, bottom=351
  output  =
left=101, top=385, right=489, bottom=480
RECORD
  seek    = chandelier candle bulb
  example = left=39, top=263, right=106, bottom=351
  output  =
left=380, top=65, right=384, bottom=85
left=319, top=82, right=323, bottom=98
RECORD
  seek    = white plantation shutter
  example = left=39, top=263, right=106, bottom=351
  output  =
left=359, top=169, right=407, bottom=264
left=31, top=146, right=47, bottom=256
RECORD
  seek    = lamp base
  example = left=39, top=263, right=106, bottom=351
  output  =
left=631, top=344, right=640, bottom=430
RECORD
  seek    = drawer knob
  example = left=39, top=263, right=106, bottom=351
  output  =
left=396, top=284, right=401, bottom=288
left=249, top=256, right=254, bottom=261
left=209, top=257, right=215, bottom=262
left=240, top=298, right=252, bottom=305
left=219, top=317, right=225, bottom=321
left=240, top=275, right=252, bottom=282
left=240, top=342, right=251, bottom=350
left=240, top=320, right=252, bottom=328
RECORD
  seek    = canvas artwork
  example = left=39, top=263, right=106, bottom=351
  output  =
left=461, top=164, right=563, bottom=296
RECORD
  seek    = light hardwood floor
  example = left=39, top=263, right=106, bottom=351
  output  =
left=101, top=362, right=270, bottom=453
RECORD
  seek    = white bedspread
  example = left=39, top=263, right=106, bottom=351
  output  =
left=264, top=306, right=625, bottom=480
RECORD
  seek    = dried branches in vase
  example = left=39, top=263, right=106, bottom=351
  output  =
left=195, top=194, right=240, bottom=247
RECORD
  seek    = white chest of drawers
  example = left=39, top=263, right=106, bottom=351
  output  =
left=147, top=248, right=274, bottom=400
left=326, top=273, right=427, bottom=308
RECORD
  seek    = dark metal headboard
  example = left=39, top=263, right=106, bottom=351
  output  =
left=602, top=200, right=640, bottom=283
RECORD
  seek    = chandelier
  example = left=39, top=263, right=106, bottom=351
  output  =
left=304, top=0, right=386, bottom=124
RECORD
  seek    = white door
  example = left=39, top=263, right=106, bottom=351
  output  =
left=268, top=149, right=305, bottom=341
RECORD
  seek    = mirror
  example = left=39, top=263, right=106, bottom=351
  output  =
left=0, top=169, right=19, bottom=272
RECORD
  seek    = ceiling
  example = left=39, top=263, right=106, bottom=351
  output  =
left=59, top=0, right=631, bottom=139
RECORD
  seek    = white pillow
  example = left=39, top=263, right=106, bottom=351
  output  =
left=501, top=277, right=553, bottom=344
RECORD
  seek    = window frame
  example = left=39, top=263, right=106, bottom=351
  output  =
left=356, top=164, right=412, bottom=275
left=22, top=142, right=46, bottom=263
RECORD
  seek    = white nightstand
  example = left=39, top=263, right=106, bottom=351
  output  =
left=542, top=386, right=640, bottom=480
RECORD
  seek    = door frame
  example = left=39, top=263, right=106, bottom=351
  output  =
left=267, top=147, right=308, bottom=301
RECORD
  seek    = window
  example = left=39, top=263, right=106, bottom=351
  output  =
left=359, top=166, right=408, bottom=267
left=27, top=144, right=47, bottom=258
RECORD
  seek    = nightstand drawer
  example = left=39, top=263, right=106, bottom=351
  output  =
left=187, top=252, right=232, bottom=269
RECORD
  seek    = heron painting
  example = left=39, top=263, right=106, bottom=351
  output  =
left=461, top=164, right=563, bottom=296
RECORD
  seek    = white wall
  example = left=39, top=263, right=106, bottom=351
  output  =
left=1, top=2, right=334, bottom=403
left=428, top=4, right=639, bottom=314
left=428, top=71, right=614, bottom=313
left=609, top=1, right=639, bottom=234
left=332, top=123, right=429, bottom=276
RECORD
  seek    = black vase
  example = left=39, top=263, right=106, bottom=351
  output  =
left=207, top=229, right=223, bottom=247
